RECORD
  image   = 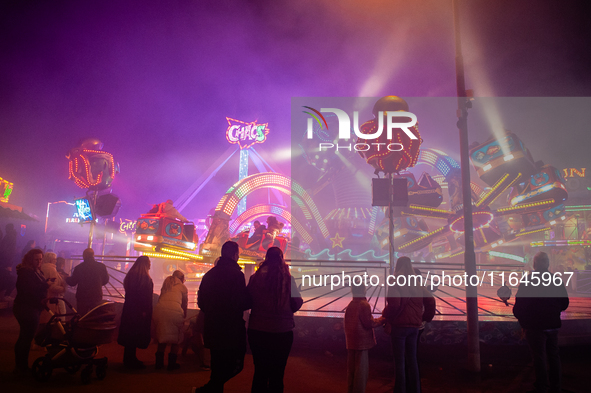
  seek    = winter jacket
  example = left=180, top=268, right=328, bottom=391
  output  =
left=198, top=256, right=251, bottom=350
left=118, top=276, right=154, bottom=349
left=14, top=266, right=48, bottom=311
left=344, top=297, right=381, bottom=350
left=247, top=270, right=302, bottom=333
left=40, top=263, right=66, bottom=298
left=66, top=258, right=109, bottom=313
left=383, top=284, right=436, bottom=328
left=153, top=279, right=187, bottom=344
left=513, top=270, right=569, bottom=330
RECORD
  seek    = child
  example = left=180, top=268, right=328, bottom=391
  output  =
left=344, top=284, right=384, bottom=393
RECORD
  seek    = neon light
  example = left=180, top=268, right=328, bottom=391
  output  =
left=531, top=240, right=591, bottom=247
left=142, top=252, right=189, bottom=261
left=476, top=173, right=510, bottom=207
left=67, top=149, right=116, bottom=189
left=497, top=199, right=555, bottom=213
left=160, top=247, right=203, bottom=260
left=488, top=251, right=525, bottom=263
left=0, top=177, right=14, bottom=203
left=449, top=211, right=494, bottom=234
left=408, top=205, right=453, bottom=214
left=516, top=227, right=549, bottom=237
left=399, top=226, right=447, bottom=250
left=226, top=117, right=269, bottom=150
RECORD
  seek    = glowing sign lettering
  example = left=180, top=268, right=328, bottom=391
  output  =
left=563, top=168, right=586, bottom=178
left=226, top=117, right=269, bottom=149
left=119, top=219, right=137, bottom=236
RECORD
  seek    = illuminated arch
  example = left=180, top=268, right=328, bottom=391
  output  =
left=229, top=204, right=313, bottom=244
left=214, top=172, right=330, bottom=238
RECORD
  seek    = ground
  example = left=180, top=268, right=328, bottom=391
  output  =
left=0, top=308, right=589, bottom=392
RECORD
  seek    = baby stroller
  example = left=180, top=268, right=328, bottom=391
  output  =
left=32, top=298, right=117, bottom=384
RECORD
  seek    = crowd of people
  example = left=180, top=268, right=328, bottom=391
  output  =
left=5, top=236, right=570, bottom=393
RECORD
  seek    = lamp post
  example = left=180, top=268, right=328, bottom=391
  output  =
left=453, top=0, right=480, bottom=373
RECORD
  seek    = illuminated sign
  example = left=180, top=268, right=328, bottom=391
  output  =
left=0, top=177, right=14, bottom=203
left=74, top=198, right=95, bottom=223
left=563, top=168, right=585, bottom=178
left=226, top=117, right=269, bottom=149
left=66, top=213, right=80, bottom=224
left=119, top=219, right=136, bottom=235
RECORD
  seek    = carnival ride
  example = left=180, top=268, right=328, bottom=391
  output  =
left=130, top=97, right=571, bottom=287
left=292, top=97, right=568, bottom=268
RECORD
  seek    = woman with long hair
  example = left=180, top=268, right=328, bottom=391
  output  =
left=153, top=270, right=188, bottom=370
left=117, top=256, right=153, bottom=369
left=382, top=257, right=435, bottom=393
left=13, top=249, right=49, bottom=373
left=247, top=247, right=303, bottom=392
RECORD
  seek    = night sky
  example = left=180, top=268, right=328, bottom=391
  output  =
left=1, top=0, right=591, bottom=224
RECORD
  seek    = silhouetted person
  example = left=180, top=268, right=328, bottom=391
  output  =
left=118, top=256, right=153, bottom=369
left=157, top=199, right=189, bottom=222
left=66, top=248, right=109, bottom=315
left=345, top=283, right=384, bottom=393
left=246, top=220, right=266, bottom=248
left=0, top=223, right=17, bottom=300
left=383, top=257, right=435, bottom=393
left=514, top=251, right=569, bottom=393
left=193, top=241, right=250, bottom=393
left=247, top=247, right=303, bottom=392
left=13, top=249, right=48, bottom=373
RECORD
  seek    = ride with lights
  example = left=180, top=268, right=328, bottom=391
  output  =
left=371, top=129, right=570, bottom=257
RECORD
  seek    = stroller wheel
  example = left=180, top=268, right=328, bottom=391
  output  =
left=81, top=366, right=93, bottom=384
left=32, top=356, right=53, bottom=382
left=95, top=364, right=107, bottom=380
left=65, top=364, right=81, bottom=374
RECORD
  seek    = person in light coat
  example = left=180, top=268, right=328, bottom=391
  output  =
left=153, top=270, right=188, bottom=371
left=40, top=252, right=66, bottom=321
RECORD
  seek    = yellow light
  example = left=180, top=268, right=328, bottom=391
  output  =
left=399, top=226, right=447, bottom=249
left=238, top=259, right=257, bottom=265
left=497, top=199, right=555, bottom=213
left=160, top=247, right=203, bottom=260
left=516, top=227, right=549, bottom=237
left=409, top=205, right=452, bottom=214
left=142, top=252, right=189, bottom=261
